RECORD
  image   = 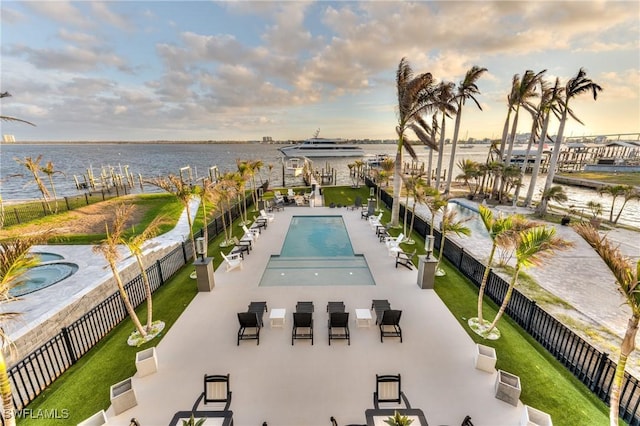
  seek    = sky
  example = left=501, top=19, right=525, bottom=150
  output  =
left=1, top=1, right=639, bottom=142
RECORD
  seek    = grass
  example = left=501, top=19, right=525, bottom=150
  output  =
left=558, top=171, right=640, bottom=186
left=13, top=187, right=615, bottom=425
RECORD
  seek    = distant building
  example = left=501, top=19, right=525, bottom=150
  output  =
left=3, top=134, right=16, bottom=143
left=262, top=136, right=273, bottom=143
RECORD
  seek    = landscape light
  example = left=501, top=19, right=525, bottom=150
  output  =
left=425, top=235, right=435, bottom=260
left=195, top=237, right=206, bottom=261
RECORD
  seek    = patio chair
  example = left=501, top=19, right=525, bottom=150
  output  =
left=190, top=373, right=232, bottom=412
left=384, top=233, right=404, bottom=250
left=371, top=299, right=391, bottom=325
left=292, top=312, right=314, bottom=345
left=237, top=312, right=261, bottom=345
left=287, top=188, right=296, bottom=198
left=248, top=301, right=268, bottom=327
left=252, top=216, right=268, bottom=231
left=373, top=374, right=410, bottom=409
left=347, top=196, right=363, bottom=211
left=368, top=212, right=383, bottom=229
left=461, top=416, right=474, bottom=426
left=328, top=312, right=350, bottom=345
left=242, top=224, right=260, bottom=240
left=330, top=416, right=366, bottom=426
left=379, top=310, right=402, bottom=343
left=296, top=301, right=314, bottom=313
left=395, top=249, right=416, bottom=270
left=220, top=251, right=243, bottom=272
left=260, top=209, right=275, bottom=222
left=327, top=301, right=345, bottom=313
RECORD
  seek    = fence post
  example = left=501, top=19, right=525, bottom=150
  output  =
left=14, top=208, right=20, bottom=224
left=181, top=241, right=188, bottom=263
left=85, top=193, right=89, bottom=205
left=61, top=327, right=78, bottom=365
left=458, top=248, right=464, bottom=268
left=156, top=260, right=164, bottom=285
left=590, top=351, right=610, bottom=396
left=64, top=196, right=70, bottom=211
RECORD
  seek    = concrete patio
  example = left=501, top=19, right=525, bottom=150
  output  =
left=103, top=205, right=522, bottom=426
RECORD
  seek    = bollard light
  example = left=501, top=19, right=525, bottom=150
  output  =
left=425, top=235, right=435, bottom=260
left=369, top=187, right=375, bottom=198
left=195, top=237, right=206, bottom=262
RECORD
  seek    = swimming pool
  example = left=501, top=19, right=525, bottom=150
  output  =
left=10, top=262, right=79, bottom=297
left=259, top=215, right=375, bottom=286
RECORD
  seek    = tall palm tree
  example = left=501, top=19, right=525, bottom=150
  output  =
left=0, top=237, right=41, bottom=426
left=492, top=76, right=520, bottom=199
left=40, top=161, right=64, bottom=213
left=574, top=223, right=639, bottom=426
left=0, top=92, right=35, bottom=126
left=524, top=78, right=563, bottom=207
left=213, top=172, right=240, bottom=247
left=146, top=175, right=196, bottom=254
left=391, top=57, right=438, bottom=227
left=599, top=185, right=640, bottom=224
left=424, top=188, right=447, bottom=239
left=123, top=211, right=166, bottom=334
left=249, top=159, right=264, bottom=209
left=14, top=155, right=52, bottom=213
left=93, top=204, right=148, bottom=340
left=435, top=206, right=471, bottom=275
left=486, top=226, right=572, bottom=332
left=236, top=160, right=251, bottom=225
left=433, top=81, right=457, bottom=189
left=445, top=66, right=487, bottom=194
left=456, top=159, right=480, bottom=195
left=539, top=68, right=603, bottom=215
left=402, top=173, right=426, bottom=242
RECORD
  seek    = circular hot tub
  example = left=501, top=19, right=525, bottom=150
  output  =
left=10, top=262, right=79, bottom=297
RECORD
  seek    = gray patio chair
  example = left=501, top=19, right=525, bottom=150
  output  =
left=395, top=249, right=416, bottom=270
left=327, top=301, right=345, bottom=313
left=328, top=312, right=350, bottom=345
left=292, top=312, right=314, bottom=345
left=296, top=301, right=314, bottom=313
left=237, top=312, right=261, bottom=345
left=373, top=374, right=410, bottom=409
left=371, top=299, right=391, bottom=325
left=248, top=301, right=268, bottom=327
left=379, top=309, right=402, bottom=343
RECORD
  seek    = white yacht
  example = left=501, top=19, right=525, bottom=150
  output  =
left=279, top=131, right=364, bottom=158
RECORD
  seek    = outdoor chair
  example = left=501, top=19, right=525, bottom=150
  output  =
left=242, top=224, right=260, bottom=240
left=330, top=416, right=366, bottom=426
left=237, top=312, right=261, bottom=345
left=461, top=416, right=474, bottom=426
left=347, top=196, right=363, bottom=211
left=395, top=250, right=416, bottom=270
left=327, top=301, right=345, bottom=313
left=260, top=209, right=275, bottom=222
left=190, top=374, right=232, bottom=412
left=385, top=233, right=405, bottom=256
left=292, top=312, right=314, bottom=345
left=328, top=312, right=350, bottom=345
left=373, top=374, right=410, bottom=409
left=379, top=310, right=402, bottom=343
left=371, top=299, right=391, bottom=325
left=368, top=212, right=383, bottom=229
left=220, top=251, right=243, bottom=272
left=248, top=301, right=268, bottom=327
left=296, top=301, right=314, bottom=313
left=252, top=216, right=268, bottom=231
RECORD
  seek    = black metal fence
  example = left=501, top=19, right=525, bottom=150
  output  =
left=6, top=192, right=254, bottom=414
left=374, top=179, right=639, bottom=425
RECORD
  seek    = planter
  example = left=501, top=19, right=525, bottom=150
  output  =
left=474, top=343, right=497, bottom=373
left=494, top=370, right=521, bottom=407
left=77, top=410, right=108, bottom=426
left=110, top=377, right=138, bottom=415
left=521, top=405, right=553, bottom=426
left=135, top=346, right=158, bottom=377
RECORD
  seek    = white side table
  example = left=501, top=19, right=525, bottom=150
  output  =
left=269, top=308, right=286, bottom=328
left=355, top=309, right=372, bottom=328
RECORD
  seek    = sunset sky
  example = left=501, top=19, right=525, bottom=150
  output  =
left=1, top=1, right=639, bottom=142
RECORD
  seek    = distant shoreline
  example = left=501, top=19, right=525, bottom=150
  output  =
left=0, top=140, right=479, bottom=145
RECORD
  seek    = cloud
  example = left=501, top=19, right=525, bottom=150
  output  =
left=91, top=2, right=132, bottom=31
left=0, top=6, right=25, bottom=24
left=6, top=44, right=131, bottom=73
left=23, top=1, right=87, bottom=28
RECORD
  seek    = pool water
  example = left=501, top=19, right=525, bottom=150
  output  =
left=10, top=263, right=79, bottom=297
left=31, top=252, right=65, bottom=262
left=447, top=201, right=490, bottom=237
left=260, top=215, right=375, bottom=286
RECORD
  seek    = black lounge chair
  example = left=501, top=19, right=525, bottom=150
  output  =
left=328, top=312, right=350, bottom=345
left=327, top=301, right=345, bottom=313
left=371, top=299, right=391, bottom=325
left=395, top=250, right=416, bottom=270
left=461, top=416, right=474, bottom=426
left=296, top=301, right=314, bottom=313
left=248, top=301, right=268, bottom=327
left=373, top=374, right=411, bottom=409
left=292, top=312, right=314, bottom=345
left=237, top=312, right=261, bottom=345
left=379, top=309, right=402, bottom=343
left=191, top=374, right=232, bottom=412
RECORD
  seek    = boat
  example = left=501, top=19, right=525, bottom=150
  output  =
left=365, top=153, right=391, bottom=166
left=279, top=129, right=364, bottom=158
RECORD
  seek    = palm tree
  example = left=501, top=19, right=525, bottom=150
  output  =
left=14, top=155, right=52, bottom=213
left=424, top=188, right=447, bottom=239
left=93, top=204, right=148, bottom=340
left=391, top=57, right=438, bottom=227
left=147, top=175, right=196, bottom=254
left=492, top=76, right=520, bottom=199
left=535, top=185, right=568, bottom=217
left=0, top=92, right=35, bottom=126
left=0, top=237, right=41, bottom=426
left=539, top=68, right=603, bottom=215
left=574, top=223, right=639, bottom=426
left=213, top=172, right=239, bottom=247
left=445, top=66, right=487, bottom=194
left=402, top=173, right=427, bottom=243
left=486, top=226, right=572, bottom=333
left=377, top=157, right=395, bottom=211
left=433, top=81, right=457, bottom=189
left=40, top=161, right=64, bottom=213
left=524, top=78, right=563, bottom=207
left=599, top=185, right=640, bottom=224
left=123, top=212, right=166, bottom=335
left=456, top=159, right=480, bottom=195
left=435, top=206, right=471, bottom=276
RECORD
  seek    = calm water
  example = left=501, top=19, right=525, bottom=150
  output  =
left=1, top=142, right=638, bottom=226
left=280, top=216, right=353, bottom=257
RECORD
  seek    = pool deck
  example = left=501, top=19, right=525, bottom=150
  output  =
left=102, top=204, right=524, bottom=426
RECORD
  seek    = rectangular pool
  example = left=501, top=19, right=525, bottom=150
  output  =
left=259, top=215, right=375, bottom=286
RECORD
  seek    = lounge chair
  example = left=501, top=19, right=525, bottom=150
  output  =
left=260, top=209, right=275, bottom=222
left=395, top=250, right=416, bottom=270
left=328, top=312, right=350, bottom=345
left=292, top=301, right=314, bottom=345
left=220, top=251, right=243, bottom=272
left=327, top=301, right=345, bottom=313
left=191, top=374, right=232, bottom=412
left=379, top=310, right=402, bottom=343
left=253, top=216, right=268, bottom=231
left=348, top=196, right=363, bottom=211
left=461, top=416, right=474, bottom=426
left=287, top=188, right=296, bottom=198
left=368, top=212, right=383, bottom=229
left=242, top=224, right=260, bottom=240
left=373, top=374, right=410, bottom=409
left=237, top=312, right=261, bottom=345
left=371, top=299, right=391, bottom=325
left=384, top=233, right=404, bottom=254
left=247, top=301, right=268, bottom=327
